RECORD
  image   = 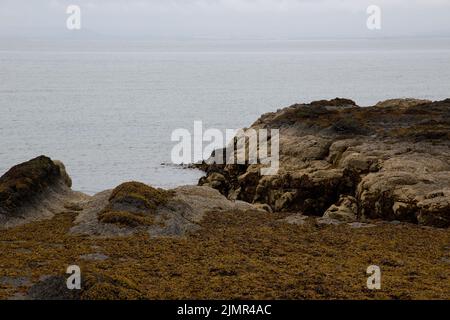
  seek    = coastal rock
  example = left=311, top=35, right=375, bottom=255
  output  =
left=375, top=98, right=431, bottom=109
left=198, top=172, right=229, bottom=196
left=53, top=160, right=72, bottom=188
left=71, top=183, right=258, bottom=237
left=323, top=195, right=357, bottom=222
left=282, top=214, right=308, bottom=226
left=96, top=181, right=174, bottom=228
left=26, top=276, right=81, bottom=300
left=416, top=189, right=450, bottom=228
left=0, top=156, right=88, bottom=228
left=2, top=98, right=449, bottom=229
left=25, top=273, right=143, bottom=300
left=199, top=98, right=450, bottom=227
left=253, top=203, right=273, bottom=213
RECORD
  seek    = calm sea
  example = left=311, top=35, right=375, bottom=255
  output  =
left=1, top=38, right=450, bottom=194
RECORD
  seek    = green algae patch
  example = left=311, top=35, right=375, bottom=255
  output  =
left=98, top=211, right=154, bottom=228
left=95, top=181, right=174, bottom=228
left=108, top=181, right=173, bottom=212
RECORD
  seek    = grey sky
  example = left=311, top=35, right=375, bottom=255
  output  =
left=1, top=0, right=450, bottom=39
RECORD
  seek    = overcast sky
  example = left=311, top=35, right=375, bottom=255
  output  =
left=1, top=0, right=450, bottom=39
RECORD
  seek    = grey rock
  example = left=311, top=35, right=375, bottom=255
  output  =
left=0, top=276, right=31, bottom=287
left=79, top=253, right=109, bottom=261
left=282, top=214, right=308, bottom=226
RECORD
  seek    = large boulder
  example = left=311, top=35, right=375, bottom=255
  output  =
left=0, top=156, right=86, bottom=227
left=71, top=182, right=258, bottom=237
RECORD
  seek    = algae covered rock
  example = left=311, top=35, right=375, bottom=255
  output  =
left=107, top=181, right=172, bottom=213
left=97, top=181, right=174, bottom=228
left=0, top=156, right=66, bottom=216
left=0, top=156, right=84, bottom=227
left=72, top=182, right=258, bottom=237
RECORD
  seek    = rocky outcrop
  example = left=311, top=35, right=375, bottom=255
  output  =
left=0, top=156, right=259, bottom=235
left=0, top=156, right=87, bottom=228
left=1, top=98, right=449, bottom=229
left=0, top=97, right=449, bottom=300
left=198, top=98, right=450, bottom=227
left=71, top=183, right=258, bottom=237
left=375, top=98, right=431, bottom=109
